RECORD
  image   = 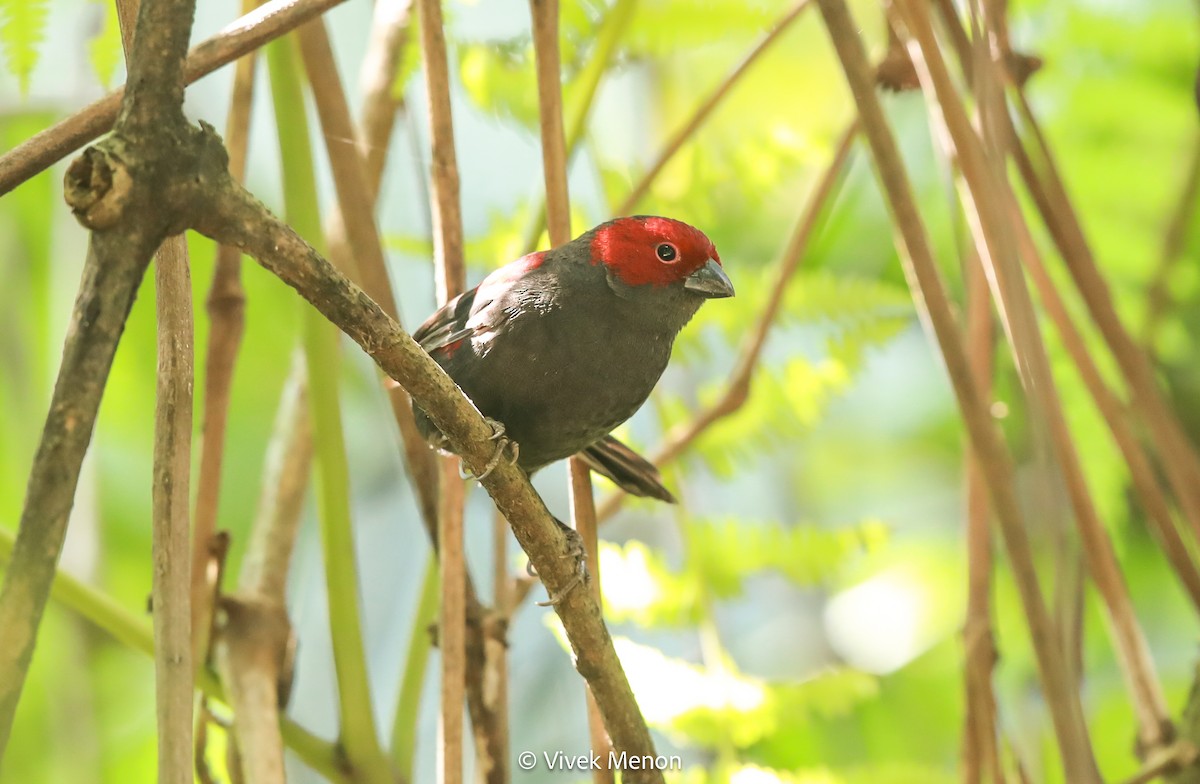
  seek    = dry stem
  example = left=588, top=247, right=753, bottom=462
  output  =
left=815, top=0, right=1099, bottom=777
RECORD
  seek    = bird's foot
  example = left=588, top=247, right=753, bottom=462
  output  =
left=533, top=518, right=590, bottom=607
left=459, top=418, right=520, bottom=481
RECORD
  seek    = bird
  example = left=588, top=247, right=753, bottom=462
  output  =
left=411, top=215, right=734, bottom=504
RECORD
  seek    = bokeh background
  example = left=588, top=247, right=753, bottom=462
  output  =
left=1, top=0, right=1198, bottom=781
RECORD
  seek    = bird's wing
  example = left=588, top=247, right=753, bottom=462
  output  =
left=412, top=288, right=478, bottom=354
left=412, top=251, right=548, bottom=356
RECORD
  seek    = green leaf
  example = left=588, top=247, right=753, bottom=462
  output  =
left=612, top=636, right=877, bottom=750
left=0, top=0, right=49, bottom=92
left=600, top=520, right=887, bottom=627
left=88, top=0, right=124, bottom=88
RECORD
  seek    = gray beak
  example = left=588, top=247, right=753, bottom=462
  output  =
left=684, top=258, right=735, bottom=299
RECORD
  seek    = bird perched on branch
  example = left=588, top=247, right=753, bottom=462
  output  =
left=412, top=215, right=734, bottom=503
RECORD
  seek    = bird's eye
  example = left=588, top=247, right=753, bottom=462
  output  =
left=656, top=243, right=678, bottom=262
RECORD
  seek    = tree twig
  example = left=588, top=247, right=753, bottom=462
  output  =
left=188, top=157, right=666, bottom=781
left=112, top=2, right=197, bottom=779
left=0, top=0, right=208, bottom=755
left=151, top=235, right=196, bottom=784
left=191, top=0, right=259, bottom=676
left=814, top=1, right=1100, bottom=777
left=0, top=0, right=353, bottom=196
left=529, top=2, right=616, bottom=776
left=892, top=0, right=1172, bottom=753
left=413, top=2, right=469, bottom=781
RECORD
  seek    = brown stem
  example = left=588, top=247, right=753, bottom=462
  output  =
left=0, top=0, right=206, bottom=755
left=597, top=120, right=859, bottom=523
left=414, top=2, right=469, bottom=781
left=191, top=0, right=259, bottom=675
left=113, top=3, right=197, bottom=779
left=1014, top=209, right=1200, bottom=614
left=961, top=246, right=1002, bottom=784
left=892, top=0, right=1172, bottom=752
left=151, top=237, right=196, bottom=784
left=617, top=0, right=815, bottom=214
left=191, top=169, right=664, bottom=781
left=416, top=0, right=467, bottom=304
left=358, top=0, right=415, bottom=199
left=0, top=0, right=353, bottom=196
left=1011, top=30, right=1200, bottom=548
left=240, top=353, right=312, bottom=602
left=529, top=2, right=616, bottom=775
left=815, top=0, right=1099, bottom=777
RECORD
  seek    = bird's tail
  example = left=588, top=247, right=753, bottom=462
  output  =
left=578, top=435, right=676, bottom=503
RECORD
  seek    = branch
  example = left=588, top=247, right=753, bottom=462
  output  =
left=597, top=120, right=859, bottom=523
left=529, top=3, right=618, bottom=779
left=814, top=0, right=1100, bottom=778
left=891, top=0, right=1172, bottom=752
left=0, top=0, right=209, bottom=754
left=151, top=236, right=196, bottom=784
left=112, top=1, right=197, bottom=779
left=191, top=0, right=260, bottom=674
left=413, top=0, right=469, bottom=780
left=0, top=0, right=353, bottom=196
left=189, top=164, right=664, bottom=782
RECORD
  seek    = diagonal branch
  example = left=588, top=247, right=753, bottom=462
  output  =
left=891, top=0, right=1172, bottom=752
left=814, top=0, right=1100, bottom=778
left=188, top=163, right=665, bottom=782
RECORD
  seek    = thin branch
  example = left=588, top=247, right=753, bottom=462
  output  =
left=191, top=0, right=259, bottom=675
left=597, top=120, right=859, bottom=523
left=239, top=353, right=312, bottom=602
left=961, top=246, right=1002, bottom=784
left=0, top=0, right=353, bottom=196
left=892, top=0, right=1173, bottom=752
left=1014, top=209, right=1200, bottom=614
left=113, top=1, right=197, bottom=779
left=814, top=1, right=1100, bottom=778
left=529, top=2, right=616, bottom=776
left=1008, top=35, right=1200, bottom=546
left=151, top=235, right=196, bottom=784
left=217, top=353, right=309, bottom=784
left=190, top=167, right=666, bottom=783
left=358, top=0, right=415, bottom=199
left=416, top=0, right=466, bottom=304
left=617, top=0, right=814, bottom=215
left=214, top=596, right=290, bottom=784
left=414, top=2, right=469, bottom=781
left=0, top=0, right=204, bottom=753
left=520, top=0, right=637, bottom=252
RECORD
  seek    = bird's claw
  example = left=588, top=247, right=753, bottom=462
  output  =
left=533, top=519, right=589, bottom=606
left=459, top=418, right=519, bottom=481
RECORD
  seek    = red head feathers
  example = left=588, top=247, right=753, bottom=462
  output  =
left=590, top=216, right=723, bottom=288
